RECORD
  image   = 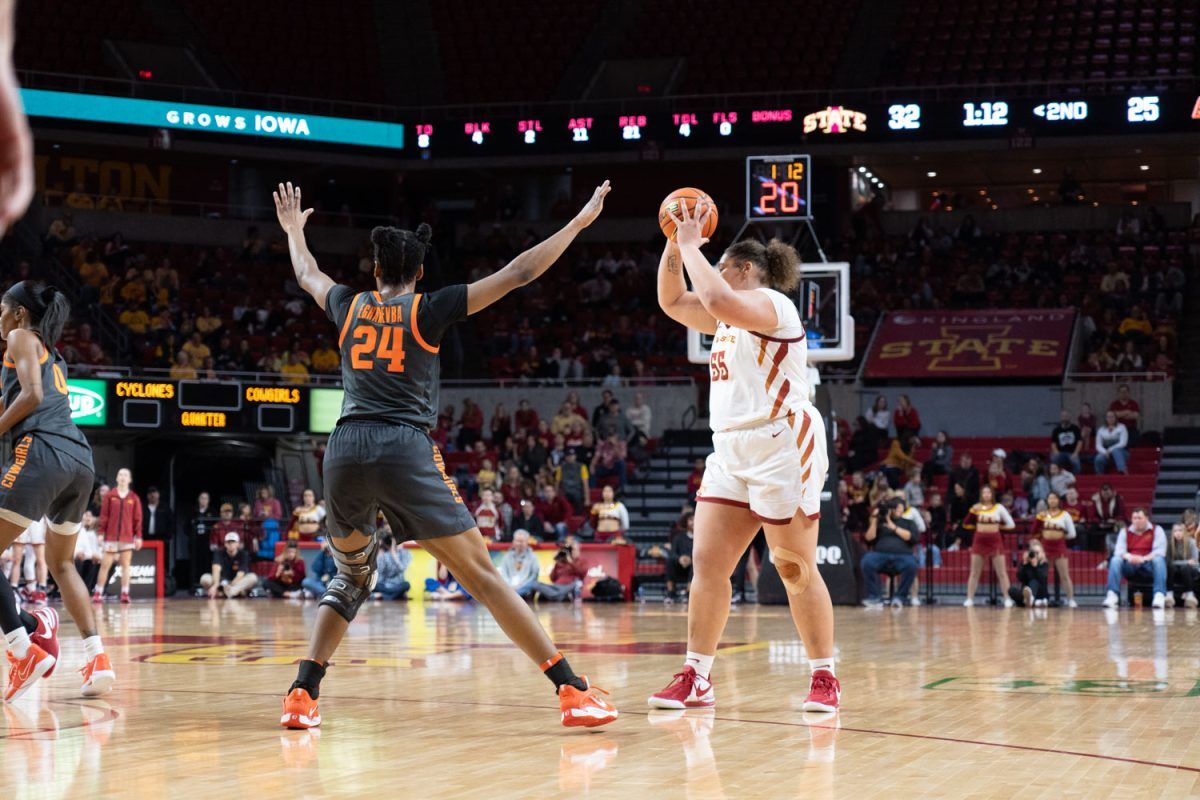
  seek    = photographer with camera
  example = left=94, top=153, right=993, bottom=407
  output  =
left=533, top=538, right=590, bottom=601
left=860, top=496, right=919, bottom=608
left=1009, top=540, right=1050, bottom=607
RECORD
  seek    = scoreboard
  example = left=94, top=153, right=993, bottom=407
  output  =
left=78, top=378, right=310, bottom=434
left=403, top=91, right=1200, bottom=157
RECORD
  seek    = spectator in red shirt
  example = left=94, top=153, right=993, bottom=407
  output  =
left=500, top=465, right=524, bottom=510
left=893, top=394, right=922, bottom=443
left=686, top=458, right=705, bottom=500
left=545, top=538, right=590, bottom=600
left=1109, top=383, right=1141, bottom=441
left=538, top=484, right=574, bottom=542
left=591, top=434, right=628, bottom=490
left=473, top=488, right=507, bottom=541
left=985, top=449, right=1013, bottom=495
left=514, top=399, right=539, bottom=437
left=209, top=503, right=240, bottom=550
left=253, top=485, right=283, bottom=523
left=92, top=467, right=143, bottom=603
left=457, top=398, right=484, bottom=450
left=264, top=542, right=307, bottom=597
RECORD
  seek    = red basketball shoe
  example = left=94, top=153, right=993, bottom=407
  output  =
left=647, top=665, right=715, bottom=709
left=802, top=669, right=841, bottom=713
left=29, top=607, right=59, bottom=677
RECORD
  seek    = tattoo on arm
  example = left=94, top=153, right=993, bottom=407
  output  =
left=668, top=255, right=680, bottom=274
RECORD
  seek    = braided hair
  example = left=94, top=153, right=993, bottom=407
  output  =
left=370, top=223, right=432, bottom=286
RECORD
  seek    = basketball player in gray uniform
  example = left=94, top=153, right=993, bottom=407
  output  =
left=274, top=181, right=619, bottom=730
left=0, top=281, right=114, bottom=702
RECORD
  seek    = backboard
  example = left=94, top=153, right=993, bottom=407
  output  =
left=687, top=261, right=853, bottom=365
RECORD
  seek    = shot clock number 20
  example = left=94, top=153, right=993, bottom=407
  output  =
left=746, top=155, right=812, bottom=221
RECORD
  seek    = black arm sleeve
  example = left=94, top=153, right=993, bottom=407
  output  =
left=417, top=284, right=469, bottom=344
left=324, top=284, right=357, bottom=328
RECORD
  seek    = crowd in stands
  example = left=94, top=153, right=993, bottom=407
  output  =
left=840, top=385, right=1195, bottom=608
left=45, top=218, right=354, bottom=381
left=4, top=387, right=657, bottom=603
left=837, top=210, right=1189, bottom=377
left=35, top=201, right=1194, bottom=388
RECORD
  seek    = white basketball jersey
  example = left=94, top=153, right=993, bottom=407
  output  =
left=708, top=288, right=810, bottom=432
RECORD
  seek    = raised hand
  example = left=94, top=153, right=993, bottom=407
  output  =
left=671, top=200, right=711, bottom=250
left=273, top=182, right=313, bottom=235
left=572, top=180, right=612, bottom=229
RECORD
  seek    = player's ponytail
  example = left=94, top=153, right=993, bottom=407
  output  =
left=370, top=223, right=433, bottom=286
left=3, top=280, right=71, bottom=344
left=763, top=239, right=801, bottom=293
left=723, top=238, right=801, bottom=292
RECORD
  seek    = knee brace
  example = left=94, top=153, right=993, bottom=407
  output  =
left=772, top=546, right=812, bottom=596
left=318, top=530, right=381, bottom=623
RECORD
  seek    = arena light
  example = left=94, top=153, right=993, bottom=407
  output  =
left=1139, top=164, right=1150, bottom=171
left=21, top=88, right=404, bottom=148
left=926, top=171, right=937, bottom=177
left=1032, top=168, right=1042, bottom=174
left=857, top=166, right=867, bottom=173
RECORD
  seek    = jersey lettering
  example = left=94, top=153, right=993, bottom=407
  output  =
left=349, top=325, right=407, bottom=373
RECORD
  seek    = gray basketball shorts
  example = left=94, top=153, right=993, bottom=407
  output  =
left=0, top=433, right=95, bottom=534
left=323, top=420, right=476, bottom=541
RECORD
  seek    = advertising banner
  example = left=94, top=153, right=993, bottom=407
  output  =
left=863, top=309, right=1076, bottom=380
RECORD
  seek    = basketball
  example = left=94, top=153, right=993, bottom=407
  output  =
left=658, top=187, right=718, bottom=241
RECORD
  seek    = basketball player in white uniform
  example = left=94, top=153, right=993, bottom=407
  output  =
left=648, top=200, right=840, bottom=713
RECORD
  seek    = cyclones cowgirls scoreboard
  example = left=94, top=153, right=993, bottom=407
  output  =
left=95, top=379, right=308, bottom=433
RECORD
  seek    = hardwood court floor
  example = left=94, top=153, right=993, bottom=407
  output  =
left=3, top=598, right=1200, bottom=799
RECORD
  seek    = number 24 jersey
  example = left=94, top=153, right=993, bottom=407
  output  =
left=326, top=283, right=468, bottom=431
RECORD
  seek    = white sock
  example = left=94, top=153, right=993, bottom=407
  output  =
left=810, top=657, right=835, bottom=676
left=685, top=651, right=715, bottom=680
left=6, top=627, right=31, bottom=658
left=83, top=635, right=104, bottom=662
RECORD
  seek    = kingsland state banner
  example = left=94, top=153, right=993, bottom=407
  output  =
left=863, top=309, right=1076, bottom=380
left=21, top=89, right=404, bottom=149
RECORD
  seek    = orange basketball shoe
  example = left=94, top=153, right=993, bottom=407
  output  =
left=559, top=678, right=618, bottom=728
left=4, top=643, right=56, bottom=703
left=281, top=688, right=321, bottom=729
left=80, top=653, right=116, bottom=697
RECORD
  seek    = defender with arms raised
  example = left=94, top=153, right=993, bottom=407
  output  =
left=273, top=181, right=617, bottom=730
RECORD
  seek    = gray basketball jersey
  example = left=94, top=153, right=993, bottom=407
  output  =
left=325, top=284, right=468, bottom=431
left=1, top=340, right=94, bottom=468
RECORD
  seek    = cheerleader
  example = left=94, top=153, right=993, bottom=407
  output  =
left=962, top=486, right=1016, bottom=606
left=1029, top=491, right=1077, bottom=607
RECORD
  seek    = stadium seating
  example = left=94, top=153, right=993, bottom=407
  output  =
left=888, top=0, right=1197, bottom=87
left=14, top=0, right=154, bottom=77
left=432, top=0, right=602, bottom=103
left=180, top=0, right=386, bottom=103
left=614, top=0, right=859, bottom=94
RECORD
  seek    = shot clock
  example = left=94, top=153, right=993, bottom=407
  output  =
left=745, top=155, right=812, bottom=221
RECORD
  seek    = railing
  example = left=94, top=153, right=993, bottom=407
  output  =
left=1065, top=371, right=1172, bottom=383
left=66, top=363, right=697, bottom=390
left=19, top=68, right=1196, bottom=124
left=39, top=190, right=394, bottom=227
